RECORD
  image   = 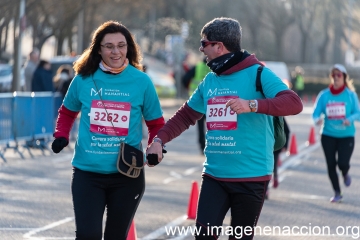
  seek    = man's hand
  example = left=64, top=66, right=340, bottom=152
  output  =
left=225, top=98, right=251, bottom=114
left=51, top=137, right=68, bottom=153
left=146, top=142, right=163, bottom=167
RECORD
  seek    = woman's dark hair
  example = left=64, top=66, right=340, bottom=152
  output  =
left=74, top=21, right=143, bottom=76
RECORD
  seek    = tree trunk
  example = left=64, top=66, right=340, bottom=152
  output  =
left=332, top=21, right=343, bottom=63
left=57, top=35, right=64, bottom=55
left=3, top=24, right=9, bottom=52
left=276, top=35, right=284, bottom=60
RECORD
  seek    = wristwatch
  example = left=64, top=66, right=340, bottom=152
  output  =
left=153, top=137, right=164, bottom=147
left=249, top=100, right=257, bottom=112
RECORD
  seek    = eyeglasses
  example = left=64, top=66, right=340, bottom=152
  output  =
left=200, top=40, right=219, bottom=48
left=331, top=73, right=343, bottom=78
left=100, top=44, right=127, bottom=52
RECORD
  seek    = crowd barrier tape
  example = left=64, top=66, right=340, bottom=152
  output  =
left=0, top=91, right=68, bottom=162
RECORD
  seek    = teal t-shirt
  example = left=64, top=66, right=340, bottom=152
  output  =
left=64, top=65, right=163, bottom=174
left=187, top=64, right=289, bottom=179
left=312, top=88, right=360, bottom=138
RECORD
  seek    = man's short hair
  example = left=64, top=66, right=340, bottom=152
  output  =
left=200, top=17, right=242, bottom=52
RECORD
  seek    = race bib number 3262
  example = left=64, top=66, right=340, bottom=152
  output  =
left=88, top=100, right=131, bottom=136
left=206, top=96, right=238, bottom=130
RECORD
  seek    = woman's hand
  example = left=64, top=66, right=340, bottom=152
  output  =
left=343, top=119, right=350, bottom=126
left=146, top=142, right=163, bottom=167
left=315, top=119, right=323, bottom=126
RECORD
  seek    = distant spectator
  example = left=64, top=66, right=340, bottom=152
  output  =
left=53, top=64, right=73, bottom=98
left=294, top=66, right=304, bottom=98
left=24, top=49, right=40, bottom=91
left=31, top=60, right=54, bottom=92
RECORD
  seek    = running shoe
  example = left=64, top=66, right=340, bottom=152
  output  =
left=344, top=174, right=351, bottom=187
left=330, top=193, right=343, bottom=203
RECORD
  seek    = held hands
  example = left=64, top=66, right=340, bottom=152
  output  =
left=146, top=142, right=164, bottom=167
left=225, top=98, right=251, bottom=114
left=51, top=137, right=68, bottom=153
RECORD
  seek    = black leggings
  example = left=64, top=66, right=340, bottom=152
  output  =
left=195, top=175, right=268, bottom=240
left=273, top=149, right=281, bottom=179
left=321, top=135, right=354, bottom=193
left=71, top=167, right=145, bottom=240
left=198, top=115, right=206, bottom=150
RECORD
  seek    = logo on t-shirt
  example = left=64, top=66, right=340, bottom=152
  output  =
left=207, top=88, right=218, bottom=96
left=91, top=88, right=102, bottom=96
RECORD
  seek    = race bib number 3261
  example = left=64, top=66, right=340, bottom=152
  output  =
left=88, top=100, right=131, bottom=136
left=206, top=96, right=238, bottom=130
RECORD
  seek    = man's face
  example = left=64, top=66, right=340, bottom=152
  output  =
left=31, top=52, right=39, bottom=62
left=199, top=37, right=220, bottom=63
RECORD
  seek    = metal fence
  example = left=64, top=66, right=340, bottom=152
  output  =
left=0, top=91, right=75, bottom=162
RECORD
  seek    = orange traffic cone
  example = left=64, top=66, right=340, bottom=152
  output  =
left=307, top=126, right=316, bottom=145
left=187, top=181, right=199, bottom=220
left=126, top=220, right=137, bottom=240
left=312, top=95, right=317, bottom=104
left=289, top=134, right=298, bottom=155
left=302, top=95, right=308, bottom=104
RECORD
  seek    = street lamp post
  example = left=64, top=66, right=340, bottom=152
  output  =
left=13, top=0, right=26, bottom=92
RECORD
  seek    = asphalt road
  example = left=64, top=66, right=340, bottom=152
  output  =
left=0, top=100, right=359, bottom=240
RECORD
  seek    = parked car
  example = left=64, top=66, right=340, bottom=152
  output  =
left=50, top=55, right=78, bottom=78
left=263, top=61, right=292, bottom=88
left=143, top=54, right=177, bottom=98
left=0, top=64, right=25, bottom=92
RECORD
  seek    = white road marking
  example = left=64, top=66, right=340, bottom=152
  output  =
left=170, top=171, right=183, bottom=179
left=184, top=167, right=201, bottom=176
left=0, top=228, right=35, bottom=231
left=289, top=194, right=328, bottom=200
left=23, top=217, right=74, bottom=239
left=140, top=215, right=187, bottom=240
left=278, top=142, right=320, bottom=174
left=163, top=167, right=202, bottom=184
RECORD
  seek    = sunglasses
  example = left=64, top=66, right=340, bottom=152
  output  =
left=200, top=40, right=219, bottom=48
left=331, top=73, right=343, bottom=78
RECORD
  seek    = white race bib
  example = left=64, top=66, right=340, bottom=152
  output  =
left=326, top=102, right=345, bottom=119
left=88, top=100, right=131, bottom=136
left=206, top=96, right=238, bottom=130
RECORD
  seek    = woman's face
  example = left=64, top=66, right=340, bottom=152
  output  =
left=331, top=69, right=345, bottom=89
left=98, top=33, right=128, bottom=68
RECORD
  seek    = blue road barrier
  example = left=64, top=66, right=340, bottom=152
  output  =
left=0, top=93, right=14, bottom=162
left=32, top=92, right=54, bottom=139
left=13, top=92, right=34, bottom=141
left=0, top=91, right=70, bottom=162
